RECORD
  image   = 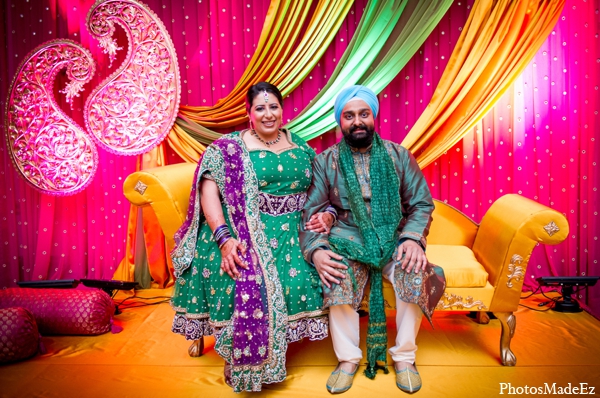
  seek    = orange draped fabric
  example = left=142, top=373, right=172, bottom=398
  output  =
left=177, top=0, right=312, bottom=128
left=114, top=145, right=174, bottom=288
left=401, top=0, right=566, bottom=168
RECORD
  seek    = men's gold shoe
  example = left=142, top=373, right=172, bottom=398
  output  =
left=326, top=363, right=358, bottom=394
left=395, top=364, right=422, bottom=393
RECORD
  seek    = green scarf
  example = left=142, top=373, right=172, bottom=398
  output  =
left=329, top=132, right=402, bottom=379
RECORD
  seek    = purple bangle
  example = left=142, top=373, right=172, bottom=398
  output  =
left=213, top=224, right=231, bottom=248
left=324, top=205, right=338, bottom=222
left=217, top=235, right=231, bottom=248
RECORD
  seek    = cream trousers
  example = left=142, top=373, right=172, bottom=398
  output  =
left=328, top=260, right=423, bottom=364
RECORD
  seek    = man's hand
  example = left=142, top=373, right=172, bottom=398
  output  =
left=219, top=238, right=248, bottom=279
left=312, top=249, right=347, bottom=289
left=305, top=212, right=334, bottom=234
left=396, top=240, right=427, bottom=274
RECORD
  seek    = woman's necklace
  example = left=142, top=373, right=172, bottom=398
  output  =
left=251, top=129, right=281, bottom=147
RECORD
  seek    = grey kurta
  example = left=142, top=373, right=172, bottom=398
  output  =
left=299, top=139, right=445, bottom=321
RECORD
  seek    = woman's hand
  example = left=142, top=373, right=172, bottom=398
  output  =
left=219, top=238, right=248, bottom=279
left=305, top=212, right=335, bottom=234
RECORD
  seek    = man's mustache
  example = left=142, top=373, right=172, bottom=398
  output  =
left=349, top=124, right=368, bottom=134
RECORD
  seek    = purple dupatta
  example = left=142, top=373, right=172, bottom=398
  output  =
left=214, top=138, right=270, bottom=367
left=171, top=133, right=289, bottom=391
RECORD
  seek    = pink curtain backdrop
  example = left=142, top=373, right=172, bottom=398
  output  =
left=0, top=0, right=598, bottom=314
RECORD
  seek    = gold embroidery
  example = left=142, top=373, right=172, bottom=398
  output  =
left=543, top=221, right=560, bottom=237
left=134, top=180, right=147, bottom=195
left=253, top=308, right=264, bottom=319
left=435, top=293, right=487, bottom=310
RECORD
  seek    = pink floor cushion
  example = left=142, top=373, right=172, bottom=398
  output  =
left=0, top=307, right=41, bottom=364
left=0, top=288, right=115, bottom=336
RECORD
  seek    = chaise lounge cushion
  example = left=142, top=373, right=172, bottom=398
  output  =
left=427, top=245, right=489, bottom=288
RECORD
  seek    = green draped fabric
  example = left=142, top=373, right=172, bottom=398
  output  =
left=287, top=0, right=453, bottom=140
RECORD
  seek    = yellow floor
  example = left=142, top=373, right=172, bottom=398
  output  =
left=1, top=289, right=599, bottom=397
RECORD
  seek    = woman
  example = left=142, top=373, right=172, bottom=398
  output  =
left=170, top=82, right=333, bottom=392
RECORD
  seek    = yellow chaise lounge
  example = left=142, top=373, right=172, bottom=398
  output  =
left=123, top=162, right=569, bottom=366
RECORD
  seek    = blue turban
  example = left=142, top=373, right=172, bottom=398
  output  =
left=334, top=85, right=379, bottom=126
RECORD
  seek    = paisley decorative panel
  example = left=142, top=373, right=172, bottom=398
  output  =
left=85, top=0, right=181, bottom=155
left=4, top=39, right=98, bottom=196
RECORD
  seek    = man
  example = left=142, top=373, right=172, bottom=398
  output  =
left=300, top=85, right=445, bottom=394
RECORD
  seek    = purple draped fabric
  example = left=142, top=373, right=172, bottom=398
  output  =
left=212, top=138, right=269, bottom=367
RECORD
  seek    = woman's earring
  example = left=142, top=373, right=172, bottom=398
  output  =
left=248, top=119, right=254, bottom=131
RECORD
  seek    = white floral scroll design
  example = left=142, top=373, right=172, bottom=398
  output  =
left=4, top=39, right=98, bottom=196
left=507, top=254, right=525, bottom=289
left=84, top=0, right=181, bottom=156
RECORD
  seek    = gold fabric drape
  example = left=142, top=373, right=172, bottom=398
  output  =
left=402, top=0, right=566, bottom=168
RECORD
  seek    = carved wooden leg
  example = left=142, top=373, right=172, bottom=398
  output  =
left=188, top=338, right=204, bottom=357
left=493, top=312, right=516, bottom=366
left=474, top=311, right=490, bottom=324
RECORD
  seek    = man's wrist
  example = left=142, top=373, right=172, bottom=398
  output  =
left=398, top=237, right=425, bottom=251
left=310, top=246, right=329, bottom=266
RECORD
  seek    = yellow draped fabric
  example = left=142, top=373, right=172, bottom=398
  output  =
left=167, top=0, right=354, bottom=161
left=401, top=0, right=566, bottom=168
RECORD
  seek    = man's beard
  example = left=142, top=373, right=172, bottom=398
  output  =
left=342, top=124, right=375, bottom=148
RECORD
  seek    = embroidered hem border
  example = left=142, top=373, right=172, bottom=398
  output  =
left=172, top=314, right=329, bottom=343
left=286, top=315, right=329, bottom=342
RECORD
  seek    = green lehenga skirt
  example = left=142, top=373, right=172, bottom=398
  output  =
left=171, top=204, right=328, bottom=342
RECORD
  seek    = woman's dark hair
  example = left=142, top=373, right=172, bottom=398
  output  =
left=246, top=82, right=283, bottom=112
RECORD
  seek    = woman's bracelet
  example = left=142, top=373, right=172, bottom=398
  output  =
left=213, top=224, right=232, bottom=248
left=324, top=205, right=338, bottom=222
